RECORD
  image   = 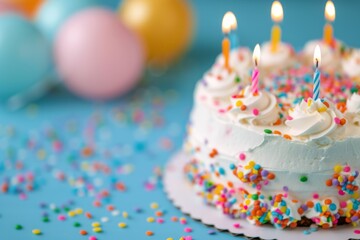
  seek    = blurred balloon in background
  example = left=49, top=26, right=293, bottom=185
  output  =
left=55, top=8, right=144, bottom=100
left=0, top=2, right=18, bottom=15
left=119, top=0, right=194, bottom=67
left=0, top=14, right=51, bottom=99
left=35, top=0, right=102, bottom=42
left=4, top=0, right=43, bottom=18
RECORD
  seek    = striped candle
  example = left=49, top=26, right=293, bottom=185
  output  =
left=251, top=67, right=259, bottom=95
left=313, top=45, right=322, bottom=100
left=313, top=68, right=321, bottom=100
left=251, top=44, right=261, bottom=95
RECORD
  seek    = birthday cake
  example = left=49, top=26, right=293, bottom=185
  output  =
left=182, top=36, right=360, bottom=230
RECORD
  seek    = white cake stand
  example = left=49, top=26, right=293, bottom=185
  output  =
left=164, top=151, right=359, bottom=240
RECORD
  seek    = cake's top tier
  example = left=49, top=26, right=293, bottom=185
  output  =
left=197, top=40, right=360, bottom=143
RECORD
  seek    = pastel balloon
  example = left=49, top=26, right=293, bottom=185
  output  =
left=35, top=0, right=101, bottom=42
left=4, top=0, right=43, bottom=18
left=0, top=2, right=18, bottom=14
left=55, top=8, right=144, bottom=100
left=0, top=14, right=51, bottom=99
left=119, top=0, right=194, bottom=66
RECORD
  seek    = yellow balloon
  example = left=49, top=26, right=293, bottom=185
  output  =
left=119, top=0, right=194, bottom=66
left=5, top=0, right=44, bottom=18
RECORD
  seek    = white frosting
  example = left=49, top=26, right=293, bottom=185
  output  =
left=346, top=93, right=360, bottom=125
left=189, top=96, right=360, bottom=174
left=230, top=86, right=279, bottom=126
left=342, top=49, right=360, bottom=78
left=200, top=66, right=240, bottom=99
left=269, top=197, right=301, bottom=227
left=285, top=98, right=343, bottom=140
left=260, top=42, right=294, bottom=70
left=303, top=40, right=341, bottom=72
left=196, top=48, right=253, bottom=111
left=215, top=47, right=252, bottom=80
left=304, top=198, right=339, bottom=227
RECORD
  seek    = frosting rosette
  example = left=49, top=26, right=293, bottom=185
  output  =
left=269, top=194, right=301, bottom=229
left=346, top=93, right=360, bottom=125
left=304, top=198, right=340, bottom=228
left=342, top=49, right=360, bottom=78
left=285, top=98, right=344, bottom=140
left=199, top=65, right=241, bottom=100
left=239, top=190, right=271, bottom=225
left=230, top=85, right=279, bottom=126
left=215, top=47, right=252, bottom=81
left=260, top=42, right=295, bottom=71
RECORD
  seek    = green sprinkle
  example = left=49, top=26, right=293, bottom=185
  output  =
left=42, top=217, right=50, bottom=223
left=300, top=176, right=308, bottom=182
left=63, top=207, right=70, bottom=212
left=54, top=208, right=61, bottom=213
left=251, top=194, right=259, bottom=200
left=234, top=76, right=241, bottom=83
left=73, top=222, right=81, bottom=227
left=15, top=224, right=23, bottom=230
left=264, top=129, right=272, bottom=134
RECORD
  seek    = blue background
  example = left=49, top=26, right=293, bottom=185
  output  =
left=1, top=0, right=360, bottom=240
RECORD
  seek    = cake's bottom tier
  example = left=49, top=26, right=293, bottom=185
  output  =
left=184, top=157, right=360, bottom=229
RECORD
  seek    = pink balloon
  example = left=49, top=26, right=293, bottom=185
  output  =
left=0, top=2, right=18, bottom=14
left=55, top=8, right=144, bottom=100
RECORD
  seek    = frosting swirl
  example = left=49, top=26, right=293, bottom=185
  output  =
left=346, top=93, right=360, bottom=125
left=285, top=98, right=343, bottom=140
left=260, top=42, right=294, bottom=70
left=200, top=66, right=240, bottom=99
left=304, top=198, right=339, bottom=228
left=230, top=85, right=279, bottom=126
left=215, top=47, right=252, bottom=81
left=342, top=49, right=360, bottom=78
left=197, top=48, right=251, bottom=111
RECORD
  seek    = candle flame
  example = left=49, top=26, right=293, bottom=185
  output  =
left=314, top=45, right=321, bottom=67
left=325, top=0, right=335, bottom=22
left=253, top=44, right=261, bottom=66
left=222, top=11, right=236, bottom=33
left=271, top=1, right=283, bottom=23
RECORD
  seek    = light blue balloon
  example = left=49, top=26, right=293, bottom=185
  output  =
left=35, top=0, right=103, bottom=42
left=0, top=14, right=51, bottom=99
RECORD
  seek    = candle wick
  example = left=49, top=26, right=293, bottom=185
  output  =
left=255, top=59, right=258, bottom=67
left=316, top=59, right=319, bottom=68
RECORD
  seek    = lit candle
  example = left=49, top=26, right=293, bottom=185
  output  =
left=323, top=0, right=335, bottom=46
left=270, top=1, right=283, bottom=53
left=313, top=45, right=322, bottom=100
left=251, top=44, right=261, bottom=95
left=222, top=12, right=234, bottom=71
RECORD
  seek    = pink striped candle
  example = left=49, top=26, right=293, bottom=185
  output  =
left=251, top=44, right=261, bottom=95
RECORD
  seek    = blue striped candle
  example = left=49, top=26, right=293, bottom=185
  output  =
left=313, top=45, right=322, bottom=100
left=313, top=68, right=321, bottom=100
